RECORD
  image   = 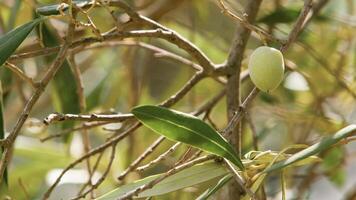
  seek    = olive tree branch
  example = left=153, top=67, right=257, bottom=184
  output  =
left=43, top=112, right=133, bottom=124
left=221, top=0, right=263, bottom=198
left=117, top=136, right=166, bottom=180
left=42, top=122, right=141, bottom=199
left=71, top=144, right=117, bottom=200
left=0, top=19, right=76, bottom=183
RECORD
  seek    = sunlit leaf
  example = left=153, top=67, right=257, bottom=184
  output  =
left=97, top=161, right=228, bottom=199
left=0, top=18, right=43, bottom=66
left=132, top=105, right=244, bottom=170
left=264, top=125, right=356, bottom=173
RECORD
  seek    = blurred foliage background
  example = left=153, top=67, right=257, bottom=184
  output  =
left=0, top=0, right=355, bottom=199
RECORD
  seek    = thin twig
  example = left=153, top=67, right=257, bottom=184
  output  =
left=223, top=87, right=259, bottom=137
left=176, top=149, right=203, bottom=166
left=67, top=53, right=93, bottom=195
left=4, top=62, right=37, bottom=89
left=77, top=150, right=106, bottom=196
left=40, top=121, right=109, bottom=142
left=0, top=25, right=74, bottom=184
left=217, top=0, right=284, bottom=44
left=71, top=41, right=203, bottom=71
left=136, top=142, right=182, bottom=173
left=174, top=146, right=194, bottom=166
left=42, top=123, right=140, bottom=199
left=71, top=144, right=116, bottom=200
left=43, top=112, right=133, bottom=125
left=160, top=72, right=205, bottom=107
left=193, top=89, right=226, bottom=116
left=118, top=136, right=166, bottom=180
left=280, top=0, right=313, bottom=52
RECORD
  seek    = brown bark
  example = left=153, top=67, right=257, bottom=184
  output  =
left=222, top=0, right=262, bottom=199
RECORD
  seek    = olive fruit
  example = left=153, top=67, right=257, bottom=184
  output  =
left=248, top=46, right=285, bottom=92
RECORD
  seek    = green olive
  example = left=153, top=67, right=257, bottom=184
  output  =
left=248, top=46, right=285, bottom=93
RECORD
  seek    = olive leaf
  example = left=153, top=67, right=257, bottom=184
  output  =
left=97, top=161, right=227, bottom=199
left=0, top=18, right=43, bottom=67
left=132, top=105, right=244, bottom=170
left=264, top=124, right=356, bottom=173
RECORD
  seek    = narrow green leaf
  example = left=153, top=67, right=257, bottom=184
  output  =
left=132, top=105, right=244, bottom=170
left=97, top=161, right=227, bottom=199
left=36, top=0, right=92, bottom=16
left=264, top=125, right=356, bottom=173
left=196, top=174, right=232, bottom=200
left=0, top=82, right=7, bottom=186
left=0, top=18, right=43, bottom=67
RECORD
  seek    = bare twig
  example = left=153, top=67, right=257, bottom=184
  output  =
left=43, top=112, right=133, bottom=125
left=193, top=89, right=226, bottom=116
left=160, top=72, right=205, bottom=107
left=67, top=53, right=93, bottom=196
left=42, top=123, right=140, bottom=199
left=72, top=41, right=203, bottom=71
left=223, top=88, right=259, bottom=142
left=136, top=142, right=182, bottom=173
left=118, top=136, right=166, bottom=180
left=0, top=28, right=74, bottom=184
left=4, top=62, right=37, bottom=89
left=280, top=0, right=313, bottom=52
left=176, top=149, right=203, bottom=166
